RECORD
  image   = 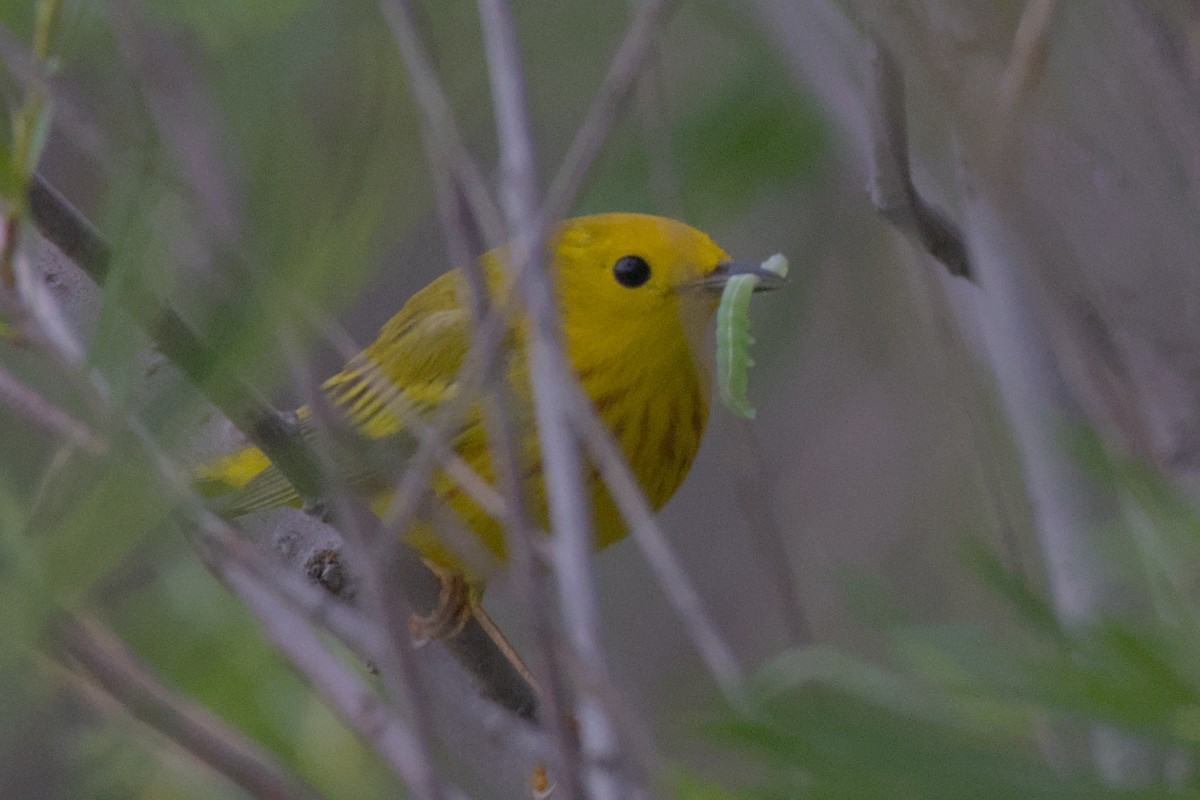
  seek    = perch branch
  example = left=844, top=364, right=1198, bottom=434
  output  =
left=26, top=174, right=328, bottom=503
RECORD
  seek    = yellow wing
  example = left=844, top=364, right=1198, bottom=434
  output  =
left=199, top=269, right=478, bottom=515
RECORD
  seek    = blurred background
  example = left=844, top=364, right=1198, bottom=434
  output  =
left=4, top=0, right=1200, bottom=797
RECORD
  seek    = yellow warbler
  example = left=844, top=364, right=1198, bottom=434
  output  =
left=198, top=213, right=783, bottom=579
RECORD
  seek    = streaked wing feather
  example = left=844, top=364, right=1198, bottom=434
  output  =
left=217, top=270, right=477, bottom=516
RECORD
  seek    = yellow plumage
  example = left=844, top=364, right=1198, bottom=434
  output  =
left=198, top=213, right=746, bottom=581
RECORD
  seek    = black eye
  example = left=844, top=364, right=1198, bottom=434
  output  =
left=613, top=255, right=651, bottom=288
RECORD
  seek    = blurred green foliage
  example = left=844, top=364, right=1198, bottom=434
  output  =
left=678, top=436, right=1200, bottom=798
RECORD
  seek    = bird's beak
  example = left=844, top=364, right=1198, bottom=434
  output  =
left=688, top=260, right=788, bottom=294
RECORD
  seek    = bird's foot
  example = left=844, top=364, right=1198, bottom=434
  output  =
left=530, top=762, right=556, bottom=799
left=409, top=564, right=473, bottom=644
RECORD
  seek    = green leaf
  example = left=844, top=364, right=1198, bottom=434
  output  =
left=13, top=92, right=53, bottom=179
left=711, top=685, right=1118, bottom=799
left=674, top=770, right=742, bottom=800
left=962, top=537, right=1065, bottom=641
left=23, top=96, right=53, bottom=174
left=0, top=136, right=22, bottom=202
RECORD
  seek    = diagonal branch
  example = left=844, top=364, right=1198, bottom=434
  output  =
left=543, top=0, right=678, bottom=221
left=569, top=387, right=746, bottom=704
left=60, top=614, right=330, bottom=800
left=378, top=0, right=505, bottom=247
left=26, top=174, right=328, bottom=503
left=0, top=363, right=107, bottom=454
left=215, top=554, right=468, bottom=800
left=864, top=39, right=971, bottom=280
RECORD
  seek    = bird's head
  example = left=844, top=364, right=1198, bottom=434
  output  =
left=546, top=213, right=783, bottom=369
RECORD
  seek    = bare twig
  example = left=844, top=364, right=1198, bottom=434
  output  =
left=731, top=422, right=812, bottom=646
left=559, top=645, right=662, bottom=787
left=107, top=0, right=243, bottom=246
left=378, top=9, right=593, bottom=789
left=477, top=1, right=609, bottom=796
left=378, top=0, right=505, bottom=247
left=863, top=39, right=1033, bottom=576
left=0, top=363, right=107, bottom=454
left=219, top=558, right=468, bottom=800
left=865, top=39, right=971, bottom=280
left=996, top=0, right=1058, bottom=141
left=957, top=161, right=1148, bottom=786
left=543, top=0, right=678, bottom=221
left=423, top=114, right=577, bottom=774
left=304, top=307, right=517, bottom=548
left=569, top=389, right=746, bottom=703
left=1113, top=0, right=1200, bottom=210
left=282, top=334, right=451, bottom=800
left=60, top=615, right=329, bottom=800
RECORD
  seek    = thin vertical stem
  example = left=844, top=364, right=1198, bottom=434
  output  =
left=477, top=1, right=620, bottom=797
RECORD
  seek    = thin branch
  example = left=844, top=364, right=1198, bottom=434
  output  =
left=60, top=614, right=329, bottom=800
left=378, top=0, right=505, bottom=247
left=569, top=388, right=746, bottom=704
left=218, top=557, right=469, bottom=800
left=281, top=330, right=450, bottom=800
left=956, top=154, right=1145, bottom=785
left=996, top=0, right=1058, bottom=141
left=542, top=0, right=678, bottom=221
left=375, top=10, right=593, bottom=786
left=79, top=375, right=448, bottom=797
left=1112, top=0, right=1200, bottom=210
left=423, top=114, right=578, bottom=774
left=863, top=39, right=1033, bottom=576
left=304, top=307, right=514, bottom=553
left=731, top=422, right=812, bottom=646
left=25, top=174, right=329, bottom=503
left=477, top=0, right=607, bottom=796
left=865, top=38, right=971, bottom=280
left=559, top=645, right=662, bottom=788
left=308, top=279, right=554, bottom=725
left=0, top=363, right=107, bottom=454
left=107, top=0, right=243, bottom=246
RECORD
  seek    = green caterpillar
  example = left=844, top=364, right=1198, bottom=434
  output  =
left=716, top=254, right=788, bottom=419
